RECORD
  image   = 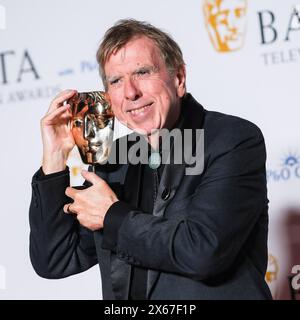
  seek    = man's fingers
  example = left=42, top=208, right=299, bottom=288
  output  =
left=42, top=104, right=72, bottom=124
left=47, top=89, right=77, bottom=113
left=63, top=203, right=77, bottom=215
left=76, top=213, right=103, bottom=231
left=65, top=186, right=77, bottom=199
left=81, top=170, right=104, bottom=186
left=63, top=203, right=70, bottom=214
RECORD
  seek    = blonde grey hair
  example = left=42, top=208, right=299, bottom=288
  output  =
left=96, top=19, right=185, bottom=89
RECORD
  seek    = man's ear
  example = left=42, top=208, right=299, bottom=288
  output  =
left=175, top=66, right=186, bottom=98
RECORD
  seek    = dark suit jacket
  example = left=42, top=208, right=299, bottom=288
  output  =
left=29, top=93, right=272, bottom=300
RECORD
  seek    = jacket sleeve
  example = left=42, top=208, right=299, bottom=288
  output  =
left=29, top=167, right=98, bottom=279
left=108, top=122, right=268, bottom=281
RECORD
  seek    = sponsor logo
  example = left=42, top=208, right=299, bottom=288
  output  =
left=58, top=60, right=98, bottom=77
left=267, top=152, right=300, bottom=183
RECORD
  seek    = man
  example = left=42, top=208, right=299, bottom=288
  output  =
left=29, top=19, right=272, bottom=299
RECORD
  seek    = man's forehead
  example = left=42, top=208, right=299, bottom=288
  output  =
left=105, top=36, right=161, bottom=70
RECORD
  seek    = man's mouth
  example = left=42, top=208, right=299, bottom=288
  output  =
left=126, top=103, right=153, bottom=115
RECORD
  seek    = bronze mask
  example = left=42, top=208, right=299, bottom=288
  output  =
left=68, top=91, right=114, bottom=164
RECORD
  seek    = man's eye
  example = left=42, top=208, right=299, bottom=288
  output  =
left=110, top=78, right=120, bottom=85
left=73, top=119, right=83, bottom=127
left=137, top=69, right=150, bottom=76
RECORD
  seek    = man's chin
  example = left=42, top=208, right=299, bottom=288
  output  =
left=131, top=127, right=159, bottom=136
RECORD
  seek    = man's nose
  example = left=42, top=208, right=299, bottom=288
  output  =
left=124, top=78, right=142, bottom=101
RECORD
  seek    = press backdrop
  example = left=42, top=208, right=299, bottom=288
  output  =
left=0, top=0, right=299, bottom=299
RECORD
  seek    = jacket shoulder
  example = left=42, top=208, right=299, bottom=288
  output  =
left=203, top=110, right=265, bottom=145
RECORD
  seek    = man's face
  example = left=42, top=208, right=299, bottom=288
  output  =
left=204, top=0, right=247, bottom=52
left=104, top=36, right=186, bottom=136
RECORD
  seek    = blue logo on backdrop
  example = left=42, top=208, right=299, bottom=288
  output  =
left=58, top=60, right=98, bottom=77
left=267, top=152, right=300, bottom=183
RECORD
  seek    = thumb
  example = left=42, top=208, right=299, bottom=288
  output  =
left=81, top=169, right=103, bottom=185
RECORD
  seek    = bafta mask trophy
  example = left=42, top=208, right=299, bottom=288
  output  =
left=68, top=91, right=114, bottom=172
left=203, top=0, right=247, bottom=52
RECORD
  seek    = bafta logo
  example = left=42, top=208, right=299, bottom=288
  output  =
left=203, top=0, right=247, bottom=52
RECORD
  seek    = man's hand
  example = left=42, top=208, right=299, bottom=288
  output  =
left=41, top=89, right=77, bottom=174
left=63, top=170, right=119, bottom=231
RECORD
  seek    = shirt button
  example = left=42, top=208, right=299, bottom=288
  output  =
left=161, top=188, right=171, bottom=201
